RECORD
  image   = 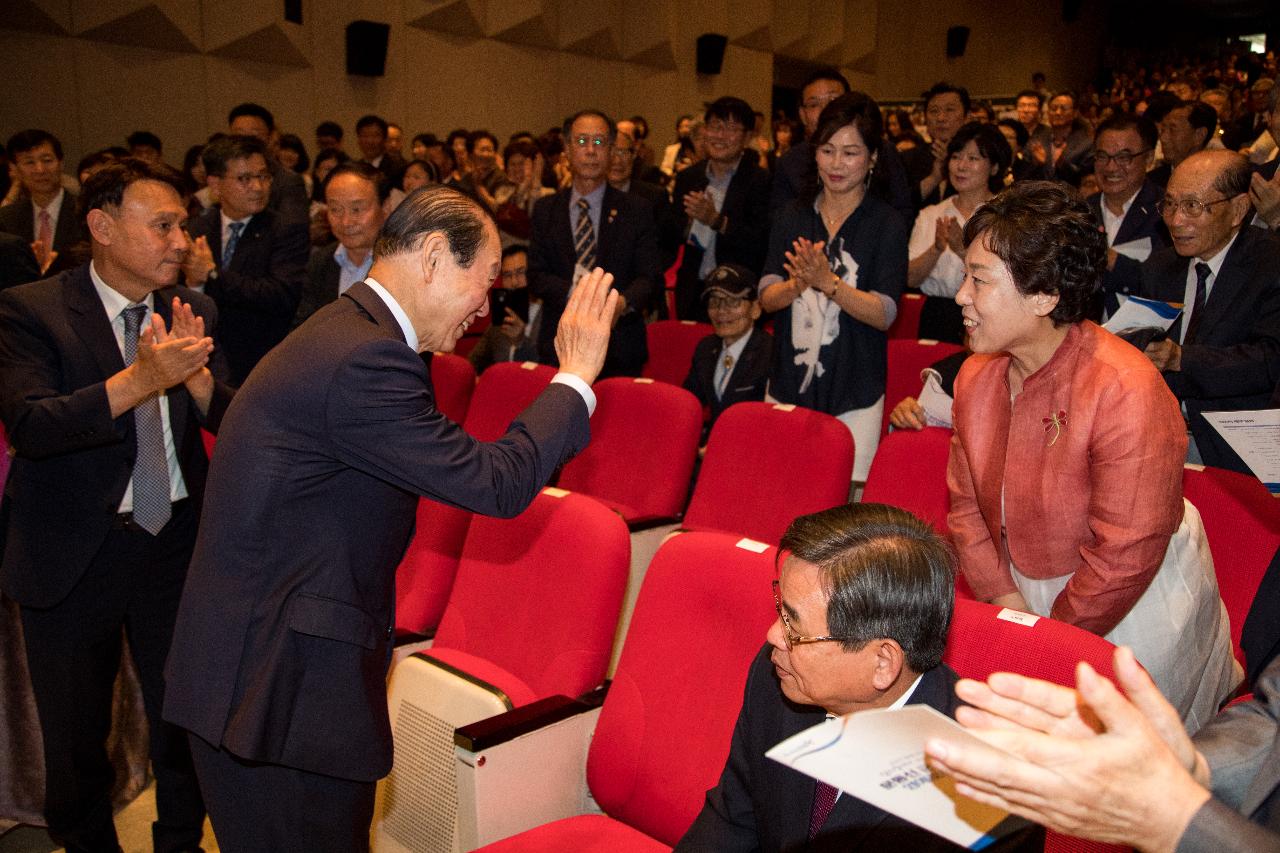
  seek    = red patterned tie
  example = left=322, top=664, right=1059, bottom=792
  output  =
left=809, top=780, right=838, bottom=838
left=37, top=209, right=52, bottom=248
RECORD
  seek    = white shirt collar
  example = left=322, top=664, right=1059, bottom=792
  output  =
left=721, top=327, right=754, bottom=361
left=362, top=276, right=417, bottom=350
left=89, top=260, right=153, bottom=320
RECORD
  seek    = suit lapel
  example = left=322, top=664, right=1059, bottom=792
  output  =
left=228, top=212, right=265, bottom=273
left=1114, top=182, right=1159, bottom=246
left=202, top=209, right=223, bottom=265
left=343, top=281, right=410, bottom=343
left=63, top=266, right=127, bottom=380
left=1194, top=229, right=1252, bottom=343
left=554, top=192, right=575, bottom=272
left=16, top=200, right=35, bottom=242
left=597, top=187, right=622, bottom=270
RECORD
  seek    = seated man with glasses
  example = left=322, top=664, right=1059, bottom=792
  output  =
left=681, top=263, right=772, bottom=443
left=1137, top=149, right=1280, bottom=473
left=677, top=502, right=1043, bottom=852
left=671, top=96, right=771, bottom=322
left=1085, top=113, right=1170, bottom=318
left=186, top=134, right=308, bottom=383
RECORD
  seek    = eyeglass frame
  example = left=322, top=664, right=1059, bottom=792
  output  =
left=1156, top=195, right=1240, bottom=219
left=1093, top=148, right=1151, bottom=168
left=772, top=579, right=849, bottom=650
left=225, top=171, right=273, bottom=188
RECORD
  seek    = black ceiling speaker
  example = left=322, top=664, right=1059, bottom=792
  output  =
left=696, top=33, right=728, bottom=75
left=946, top=25, right=970, bottom=59
left=346, top=20, right=390, bottom=77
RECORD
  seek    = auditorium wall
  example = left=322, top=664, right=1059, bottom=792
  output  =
left=0, top=0, right=1104, bottom=168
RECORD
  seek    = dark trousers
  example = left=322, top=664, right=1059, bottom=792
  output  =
left=188, top=734, right=376, bottom=853
left=19, top=500, right=205, bottom=853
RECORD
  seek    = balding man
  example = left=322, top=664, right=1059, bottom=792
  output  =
left=164, top=185, right=617, bottom=851
left=1138, top=150, right=1280, bottom=474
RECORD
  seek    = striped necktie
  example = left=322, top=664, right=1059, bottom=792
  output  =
left=573, top=198, right=596, bottom=271
left=122, top=306, right=171, bottom=535
left=223, top=220, right=245, bottom=267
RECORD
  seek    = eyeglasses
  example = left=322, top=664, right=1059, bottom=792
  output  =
left=1093, top=148, right=1151, bottom=167
left=571, top=135, right=611, bottom=149
left=228, top=171, right=272, bottom=188
left=707, top=295, right=748, bottom=311
left=1156, top=195, right=1238, bottom=218
left=772, top=580, right=847, bottom=651
left=705, top=120, right=745, bottom=135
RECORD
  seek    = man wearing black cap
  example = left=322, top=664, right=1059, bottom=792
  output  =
left=683, top=263, right=772, bottom=442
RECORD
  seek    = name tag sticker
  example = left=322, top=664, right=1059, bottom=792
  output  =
left=773, top=404, right=797, bottom=412
left=634, top=377, right=655, bottom=384
left=996, top=608, right=1040, bottom=627
left=520, top=361, right=539, bottom=370
left=735, top=538, right=769, bottom=553
left=542, top=487, right=571, bottom=498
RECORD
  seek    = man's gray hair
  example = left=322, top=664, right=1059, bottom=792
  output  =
left=374, top=184, right=487, bottom=266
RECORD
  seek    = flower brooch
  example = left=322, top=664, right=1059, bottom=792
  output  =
left=1042, top=410, right=1067, bottom=446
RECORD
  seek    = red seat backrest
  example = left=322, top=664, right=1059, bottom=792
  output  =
left=881, top=338, right=964, bottom=436
left=430, top=352, right=476, bottom=426
left=683, top=402, right=853, bottom=545
left=1182, top=464, right=1280, bottom=668
left=587, top=532, right=778, bottom=845
left=862, top=427, right=953, bottom=534
left=642, top=320, right=713, bottom=387
left=556, top=378, right=702, bottom=523
left=887, top=292, right=925, bottom=340
left=433, top=489, right=630, bottom=700
left=462, top=361, right=557, bottom=442
left=394, top=499, right=472, bottom=634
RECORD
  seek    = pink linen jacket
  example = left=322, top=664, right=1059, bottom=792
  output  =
left=946, top=321, right=1187, bottom=635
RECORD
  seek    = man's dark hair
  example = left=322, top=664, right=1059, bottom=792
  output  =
left=924, top=81, right=972, bottom=113
left=466, top=129, right=498, bottom=154
left=562, top=109, right=617, bottom=142
left=1015, top=89, right=1044, bottom=107
left=947, top=122, right=1012, bottom=192
left=1093, top=112, right=1158, bottom=152
left=374, top=184, right=487, bottom=267
left=414, top=132, right=441, bottom=149
left=1143, top=90, right=1183, bottom=124
left=1183, top=101, right=1219, bottom=146
left=6, top=129, right=63, bottom=161
left=801, top=67, right=851, bottom=96
left=704, top=96, right=756, bottom=131
left=780, top=503, right=955, bottom=673
left=627, top=115, right=649, bottom=139
left=356, top=114, right=389, bottom=137
left=127, top=131, right=162, bottom=153
left=78, top=158, right=184, bottom=222
left=445, top=128, right=469, bottom=150
left=316, top=120, right=344, bottom=141
left=502, top=139, right=538, bottom=163
left=1210, top=151, right=1252, bottom=198
left=963, top=180, right=1105, bottom=326
left=501, top=243, right=528, bottom=261
left=76, top=149, right=119, bottom=180
left=996, top=118, right=1029, bottom=149
left=675, top=113, right=693, bottom=132
left=228, top=102, right=275, bottom=131
left=201, top=135, right=268, bottom=177
left=322, top=160, right=390, bottom=203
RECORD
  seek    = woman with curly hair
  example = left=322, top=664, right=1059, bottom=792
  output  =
left=947, top=180, right=1238, bottom=731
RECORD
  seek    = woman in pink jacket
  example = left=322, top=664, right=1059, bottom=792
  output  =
left=947, top=181, right=1238, bottom=731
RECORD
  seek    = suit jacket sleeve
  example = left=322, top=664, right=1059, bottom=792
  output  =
left=205, top=218, right=309, bottom=316
left=1194, top=657, right=1280, bottom=812
left=1176, top=799, right=1280, bottom=852
left=326, top=337, right=589, bottom=517
left=1170, top=279, right=1280, bottom=402
left=674, top=656, right=768, bottom=852
left=720, top=167, right=772, bottom=274
left=293, top=246, right=336, bottom=328
left=0, top=288, right=120, bottom=459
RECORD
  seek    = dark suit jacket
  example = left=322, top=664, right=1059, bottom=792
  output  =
left=683, top=328, right=772, bottom=440
left=187, top=206, right=309, bottom=384
left=0, top=191, right=89, bottom=276
left=0, top=232, right=41, bottom=291
left=0, top=264, right=233, bottom=608
left=1028, top=122, right=1095, bottom=187
left=624, top=178, right=680, bottom=312
left=268, top=159, right=311, bottom=229
left=672, top=156, right=772, bottom=321
left=1086, top=181, right=1170, bottom=316
left=1138, top=226, right=1280, bottom=473
left=528, top=186, right=660, bottom=376
left=163, top=282, right=590, bottom=781
left=293, top=241, right=341, bottom=328
left=677, top=647, right=1040, bottom=852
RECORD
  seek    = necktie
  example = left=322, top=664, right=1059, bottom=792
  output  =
left=809, top=780, right=839, bottom=838
left=573, top=198, right=596, bottom=271
left=716, top=352, right=734, bottom=399
left=36, top=209, right=52, bottom=248
left=1183, top=261, right=1211, bottom=345
left=122, top=306, right=171, bottom=535
left=223, top=221, right=245, bottom=267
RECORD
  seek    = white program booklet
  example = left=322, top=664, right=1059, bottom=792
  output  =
left=1112, top=236, right=1154, bottom=262
left=1202, top=409, right=1280, bottom=493
left=917, top=370, right=955, bottom=429
left=1102, top=294, right=1182, bottom=334
left=766, top=705, right=1033, bottom=850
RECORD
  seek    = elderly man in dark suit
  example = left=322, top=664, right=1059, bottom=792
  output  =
left=677, top=502, right=1042, bottom=853
left=164, top=185, right=617, bottom=851
left=0, top=129, right=89, bottom=277
left=0, top=160, right=234, bottom=853
left=1138, top=150, right=1280, bottom=474
left=293, top=161, right=389, bottom=327
left=529, top=108, right=661, bottom=377
left=1085, top=113, right=1169, bottom=317
left=184, top=134, right=309, bottom=383
left=1026, top=92, right=1095, bottom=188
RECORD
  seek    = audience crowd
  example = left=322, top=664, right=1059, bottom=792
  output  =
left=2, top=41, right=1280, bottom=852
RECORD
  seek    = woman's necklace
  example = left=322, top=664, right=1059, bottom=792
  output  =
left=820, top=199, right=856, bottom=235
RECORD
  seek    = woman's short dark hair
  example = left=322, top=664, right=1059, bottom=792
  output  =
left=963, top=181, right=1106, bottom=325
left=996, top=118, right=1029, bottom=149
left=401, top=158, right=441, bottom=188
left=276, top=133, right=310, bottom=173
left=466, top=129, right=498, bottom=154
left=947, top=122, right=1012, bottom=192
left=374, top=184, right=487, bottom=268
left=79, top=158, right=185, bottom=221
left=802, top=92, right=884, bottom=204
left=780, top=503, right=955, bottom=673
